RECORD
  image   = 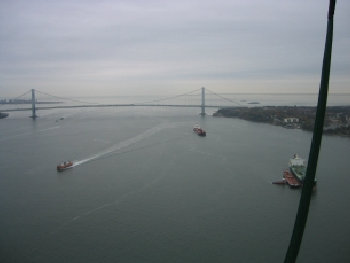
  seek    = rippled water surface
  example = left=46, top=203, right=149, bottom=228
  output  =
left=1, top=105, right=349, bottom=262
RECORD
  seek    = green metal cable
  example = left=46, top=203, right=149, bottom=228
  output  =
left=284, top=1, right=336, bottom=262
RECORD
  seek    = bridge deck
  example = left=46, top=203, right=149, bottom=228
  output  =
left=2, top=104, right=232, bottom=112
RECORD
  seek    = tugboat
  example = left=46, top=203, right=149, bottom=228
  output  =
left=0, top=112, right=9, bottom=119
left=193, top=124, right=206, bottom=137
left=283, top=170, right=302, bottom=189
left=57, top=161, right=74, bottom=172
left=273, top=154, right=316, bottom=189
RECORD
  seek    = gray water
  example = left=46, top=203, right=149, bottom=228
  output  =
left=1, top=106, right=350, bottom=262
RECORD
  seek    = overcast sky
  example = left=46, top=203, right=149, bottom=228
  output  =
left=0, top=0, right=349, bottom=97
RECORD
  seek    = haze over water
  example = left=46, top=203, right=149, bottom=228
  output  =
left=1, top=94, right=350, bottom=262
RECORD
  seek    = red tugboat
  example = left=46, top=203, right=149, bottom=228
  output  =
left=57, top=161, right=74, bottom=172
left=193, top=124, right=206, bottom=137
left=273, top=154, right=317, bottom=190
left=283, top=170, right=302, bottom=189
left=272, top=170, right=301, bottom=188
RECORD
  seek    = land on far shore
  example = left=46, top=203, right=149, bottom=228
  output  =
left=213, top=106, right=350, bottom=137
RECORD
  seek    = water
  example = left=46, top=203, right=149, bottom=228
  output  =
left=1, top=98, right=350, bottom=262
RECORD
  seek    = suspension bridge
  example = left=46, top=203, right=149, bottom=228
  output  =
left=0, top=88, right=242, bottom=119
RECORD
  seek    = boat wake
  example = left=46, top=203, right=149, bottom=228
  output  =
left=72, top=122, right=175, bottom=167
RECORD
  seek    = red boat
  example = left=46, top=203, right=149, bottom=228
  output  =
left=57, top=161, right=74, bottom=172
left=283, top=170, right=301, bottom=189
left=193, top=124, right=206, bottom=137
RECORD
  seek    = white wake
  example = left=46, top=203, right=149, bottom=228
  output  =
left=73, top=122, right=173, bottom=167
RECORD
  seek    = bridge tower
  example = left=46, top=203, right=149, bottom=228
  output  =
left=200, top=87, right=206, bottom=116
left=30, top=89, right=38, bottom=119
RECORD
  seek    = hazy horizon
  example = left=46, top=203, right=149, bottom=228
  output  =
left=1, top=0, right=349, bottom=97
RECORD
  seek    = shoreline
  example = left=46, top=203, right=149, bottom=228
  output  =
left=213, top=106, right=350, bottom=137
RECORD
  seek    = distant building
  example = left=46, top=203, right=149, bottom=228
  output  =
left=283, top=118, right=300, bottom=129
left=283, top=118, right=299, bottom=123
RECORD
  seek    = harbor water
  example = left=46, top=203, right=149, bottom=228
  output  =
left=1, top=94, right=350, bottom=262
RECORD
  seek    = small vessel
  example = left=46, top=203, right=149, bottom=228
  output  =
left=193, top=124, right=206, bottom=137
left=274, top=154, right=317, bottom=189
left=57, top=161, right=74, bottom=171
left=274, top=154, right=315, bottom=189
left=283, top=170, right=302, bottom=189
left=56, top=116, right=65, bottom=122
left=0, top=112, right=9, bottom=119
left=272, top=180, right=286, bottom=185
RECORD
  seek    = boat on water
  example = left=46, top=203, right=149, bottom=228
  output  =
left=193, top=124, right=206, bottom=137
left=57, top=161, right=74, bottom=171
left=288, top=154, right=317, bottom=186
left=272, top=170, right=302, bottom=189
left=288, top=154, right=306, bottom=182
left=0, top=112, right=9, bottom=119
left=274, top=154, right=317, bottom=189
left=283, top=170, right=302, bottom=189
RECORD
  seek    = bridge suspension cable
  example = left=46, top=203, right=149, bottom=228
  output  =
left=34, top=89, right=102, bottom=105
left=2, top=87, right=238, bottom=113
left=138, top=88, right=202, bottom=105
left=0, top=89, right=33, bottom=108
left=10, top=89, right=32, bottom=100
left=205, top=88, right=242, bottom=106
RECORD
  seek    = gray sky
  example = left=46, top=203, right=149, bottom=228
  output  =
left=0, top=0, right=349, bottom=97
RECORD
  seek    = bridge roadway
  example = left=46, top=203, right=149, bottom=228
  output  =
left=2, top=103, right=231, bottom=112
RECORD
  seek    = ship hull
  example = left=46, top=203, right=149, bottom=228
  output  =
left=0, top=113, right=9, bottom=119
left=283, top=170, right=302, bottom=189
left=290, top=167, right=305, bottom=183
left=193, top=125, right=206, bottom=136
left=57, top=161, right=74, bottom=172
left=290, top=167, right=317, bottom=186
